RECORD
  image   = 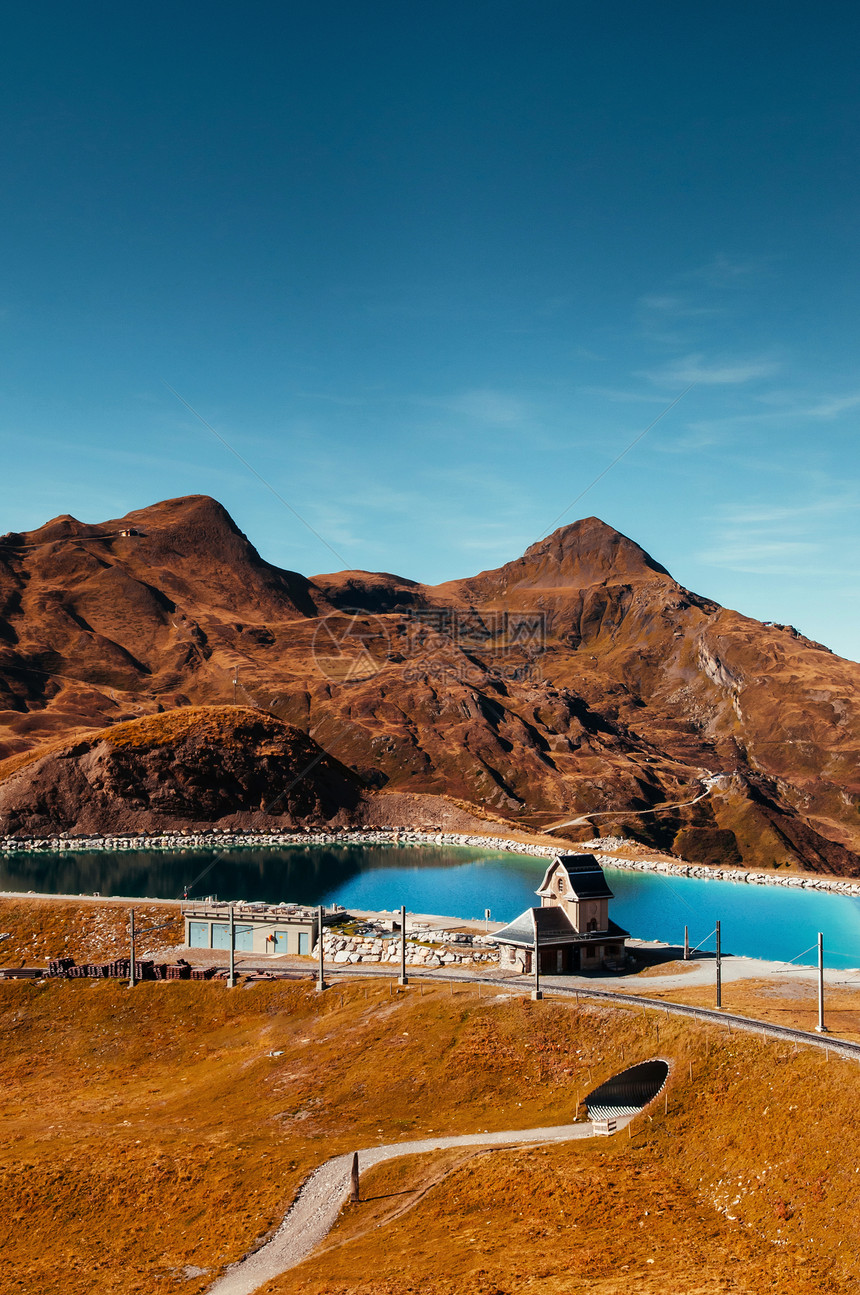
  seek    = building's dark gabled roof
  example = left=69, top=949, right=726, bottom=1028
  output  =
left=493, top=907, right=628, bottom=948
left=492, top=908, right=540, bottom=947
left=535, top=906, right=579, bottom=942
left=536, top=853, right=614, bottom=901
left=606, top=918, right=630, bottom=940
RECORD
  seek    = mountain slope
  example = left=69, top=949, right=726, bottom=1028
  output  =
left=1, top=496, right=858, bottom=873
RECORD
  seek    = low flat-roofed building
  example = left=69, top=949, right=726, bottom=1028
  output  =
left=493, top=853, right=628, bottom=974
left=182, top=902, right=341, bottom=957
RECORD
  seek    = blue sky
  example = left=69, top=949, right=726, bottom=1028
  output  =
left=2, top=1, right=859, bottom=659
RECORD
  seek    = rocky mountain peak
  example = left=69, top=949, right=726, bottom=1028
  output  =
left=519, top=517, right=672, bottom=585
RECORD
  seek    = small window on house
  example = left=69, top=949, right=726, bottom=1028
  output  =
left=557, top=877, right=565, bottom=892
left=587, top=918, right=598, bottom=932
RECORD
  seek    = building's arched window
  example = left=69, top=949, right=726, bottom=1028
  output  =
left=557, top=877, right=565, bottom=893
left=587, top=917, right=597, bottom=932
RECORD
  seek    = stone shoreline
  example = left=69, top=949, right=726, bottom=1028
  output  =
left=2, top=826, right=859, bottom=900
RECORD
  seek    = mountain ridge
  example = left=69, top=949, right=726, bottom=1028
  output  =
left=1, top=494, right=857, bottom=873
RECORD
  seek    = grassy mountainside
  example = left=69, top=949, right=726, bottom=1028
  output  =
left=2, top=972, right=860, bottom=1293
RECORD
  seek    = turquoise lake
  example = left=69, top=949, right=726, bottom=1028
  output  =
left=3, top=842, right=860, bottom=969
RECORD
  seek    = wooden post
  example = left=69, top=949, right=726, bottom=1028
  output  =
left=227, top=904, right=236, bottom=989
left=816, top=932, right=828, bottom=1033
left=715, top=920, right=722, bottom=1009
left=350, top=1152, right=360, bottom=1203
left=683, top=925, right=689, bottom=961
left=398, top=904, right=408, bottom=986
left=316, top=904, right=326, bottom=992
left=128, top=909, right=136, bottom=988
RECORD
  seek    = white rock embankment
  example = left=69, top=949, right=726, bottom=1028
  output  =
left=314, top=927, right=499, bottom=968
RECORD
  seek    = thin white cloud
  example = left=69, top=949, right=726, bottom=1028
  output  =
left=720, top=495, right=860, bottom=526
left=697, top=488, right=859, bottom=577
left=684, top=254, right=769, bottom=286
left=638, top=294, right=723, bottom=319
left=698, top=539, right=822, bottom=575
left=804, top=392, right=860, bottom=419
left=643, top=353, right=780, bottom=386
left=578, top=385, right=669, bottom=404
left=448, top=388, right=532, bottom=426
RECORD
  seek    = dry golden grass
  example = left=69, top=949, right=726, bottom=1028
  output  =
left=633, top=975, right=860, bottom=1044
left=1, top=975, right=858, bottom=1293
left=634, top=957, right=697, bottom=978
left=0, top=896, right=183, bottom=968
left=0, top=727, right=102, bottom=784
left=0, top=706, right=291, bottom=785
left=100, top=705, right=271, bottom=751
left=267, top=996, right=860, bottom=1294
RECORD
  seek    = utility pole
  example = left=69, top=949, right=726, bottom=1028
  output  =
left=350, top=1152, right=360, bottom=1203
left=715, top=920, right=722, bottom=1009
left=316, top=904, right=327, bottom=992
left=816, top=932, right=828, bottom=1033
left=227, top=905, right=236, bottom=989
left=532, top=916, right=542, bottom=1000
left=398, top=904, right=408, bottom=986
left=127, top=913, right=174, bottom=988
left=683, top=925, right=689, bottom=961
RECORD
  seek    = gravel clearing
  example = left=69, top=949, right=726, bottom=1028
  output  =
left=206, top=1119, right=624, bottom=1295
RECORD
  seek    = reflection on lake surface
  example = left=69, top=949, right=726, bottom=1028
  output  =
left=3, top=842, right=860, bottom=969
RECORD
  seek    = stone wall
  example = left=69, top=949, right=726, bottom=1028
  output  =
left=315, top=927, right=499, bottom=968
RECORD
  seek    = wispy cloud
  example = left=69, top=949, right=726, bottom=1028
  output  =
left=698, top=491, right=859, bottom=576
left=684, top=254, right=769, bottom=287
left=698, top=538, right=821, bottom=575
left=447, top=388, right=532, bottom=426
left=643, top=352, right=780, bottom=387
left=804, top=392, right=860, bottom=419
left=578, top=385, right=669, bottom=404
left=720, top=495, right=860, bottom=526
left=638, top=294, right=723, bottom=320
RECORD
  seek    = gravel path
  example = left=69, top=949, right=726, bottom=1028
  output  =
left=206, top=1119, right=624, bottom=1295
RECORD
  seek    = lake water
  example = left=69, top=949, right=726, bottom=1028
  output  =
left=3, top=842, right=860, bottom=969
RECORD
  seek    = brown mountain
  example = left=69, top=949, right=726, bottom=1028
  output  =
left=1, top=495, right=858, bottom=874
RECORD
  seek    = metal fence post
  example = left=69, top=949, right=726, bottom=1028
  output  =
left=816, top=932, right=828, bottom=1033
left=532, top=917, right=542, bottom=1000
left=316, top=904, right=327, bottom=992
left=226, top=905, right=236, bottom=988
left=399, top=904, right=408, bottom=986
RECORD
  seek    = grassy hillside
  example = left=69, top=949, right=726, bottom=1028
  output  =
left=1, top=975, right=857, bottom=1293
left=0, top=896, right=183, bottom=967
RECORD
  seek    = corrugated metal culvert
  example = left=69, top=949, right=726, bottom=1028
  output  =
left=585, top=1059, right=669, bottom=1121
